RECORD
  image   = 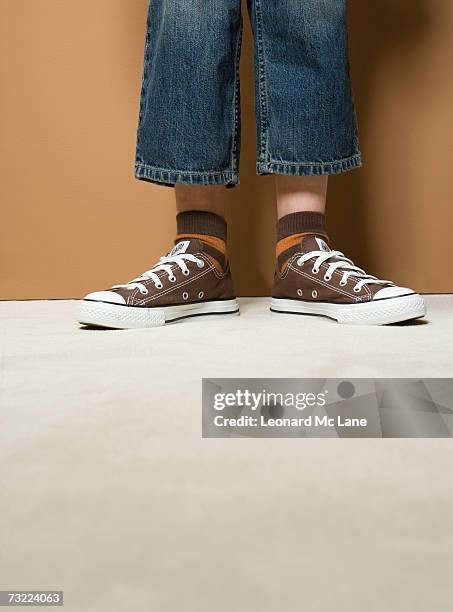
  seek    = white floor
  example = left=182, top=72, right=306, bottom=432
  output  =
left=1, top=296, right=453, bottom=611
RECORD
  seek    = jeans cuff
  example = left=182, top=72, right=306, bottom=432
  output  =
left=256, top=153, right=362, bottom=177
left=135, top=163, right=239, bottom=188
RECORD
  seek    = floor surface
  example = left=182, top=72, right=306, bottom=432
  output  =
left=1, top=296, right=452, bottom=611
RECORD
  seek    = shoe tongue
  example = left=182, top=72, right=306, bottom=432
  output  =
left=169, top=239, right=204, bottom=256
left=300, top=234, right=331, bottom=254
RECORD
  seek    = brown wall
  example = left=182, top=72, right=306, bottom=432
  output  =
left=1, top=0, right=452, bottom=299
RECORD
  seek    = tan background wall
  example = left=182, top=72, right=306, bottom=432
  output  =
left=1, top=0, right=452, bottom=299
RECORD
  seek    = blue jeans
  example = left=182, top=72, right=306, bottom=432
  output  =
left=135, top=0, right=361, bottom=188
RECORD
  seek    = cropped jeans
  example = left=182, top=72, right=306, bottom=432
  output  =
left=135, top=0, right=361, bottom=187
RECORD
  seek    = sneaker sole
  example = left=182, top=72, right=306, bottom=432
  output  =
left=270, top=294, right=427, bottom=326
left=77, top=298, right=240, bottom=329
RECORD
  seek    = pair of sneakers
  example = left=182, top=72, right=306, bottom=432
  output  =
left=76, top=235, right=426, bottom=329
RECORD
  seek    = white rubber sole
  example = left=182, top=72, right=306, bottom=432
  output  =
left=270, top=293, right=427, bottom=326
left=77, top=298, right=240, bottom=329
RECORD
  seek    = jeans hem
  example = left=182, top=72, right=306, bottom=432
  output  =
left=135, top=163, right=240, bottom=188
left=256, top=153, right=362, bottom=177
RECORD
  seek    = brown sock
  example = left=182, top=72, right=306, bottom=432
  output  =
left=276, top=212, right=329, bottom=271
left=176, top=211, right=227, bottom=272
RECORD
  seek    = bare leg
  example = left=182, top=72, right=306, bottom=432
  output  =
left=275, top=175, right=328, bottom=218
left=175, top=185, right=227, bottom=219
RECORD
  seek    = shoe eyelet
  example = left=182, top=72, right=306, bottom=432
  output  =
left=297, top=289, right=303, bottom=297
left=198, top=291, right=204, bottom=299
left=182, top=292, right=189, bottom=301
left=156, top=283, right=163, bottom=290
left=339, top=281, right=347, bottom=287
left=140, top=289, right=149, bottom=295
left=312, top=290, right=318, bottom=299
left=353, top=286, right=361, bottom=293
left=324, top=275, right=332, bottom=282
left=312, top=268, right=319, bottom=275
left=182, top=269, right=190, bottom=276
left=197, top=261, right=205, bottom=268
left=169, top=276, right=176, bottom=283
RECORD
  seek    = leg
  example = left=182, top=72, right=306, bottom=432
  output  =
left=248, top=0, right=361, bottom=177
left=276, top=176, right=328, bottom=218
left=135, top=0, right=243, bottom=187
left=176, top=185, right=227, bottom=219
left=268, top=2, right=425, bottom=325
left=77, top=3, right=241, bottom=328
left=174, top=185, right=230, bottom=273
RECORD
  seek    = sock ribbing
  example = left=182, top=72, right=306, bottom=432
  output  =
left=176, top=211, right=227, bottom=241
left=277, top=212, right=327, bottom=241
left=276, top=213, right=328, bottom=272
left=175, top=211, right=227, bottom=272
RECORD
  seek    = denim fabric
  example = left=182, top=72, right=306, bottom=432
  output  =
left=135, top=0, right=361, bottom=187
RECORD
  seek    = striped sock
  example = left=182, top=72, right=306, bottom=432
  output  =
left=276, top=212, right=328, bottom=271
left=176, top=211, right=227, bottom=272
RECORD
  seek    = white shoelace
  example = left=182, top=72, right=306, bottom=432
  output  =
left=112, top=253, right=205, bottom=295
left=296, top=250, right=393, bottom=292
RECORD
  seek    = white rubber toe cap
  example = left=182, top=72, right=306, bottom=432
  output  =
left=373, top=286, right=416, bottom=300
left=84, top=290, right=126, bottom=305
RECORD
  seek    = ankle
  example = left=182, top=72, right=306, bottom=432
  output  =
left=175, top=211, right=227, bottom=272
left=175, top=185, right=227, bottom=218
left=276, top=212, right=328, bottom=272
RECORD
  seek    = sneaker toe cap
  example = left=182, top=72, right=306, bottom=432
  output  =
left=373, top=286, right=416, bottom=300
left=84, top=290, right=126, bottom=305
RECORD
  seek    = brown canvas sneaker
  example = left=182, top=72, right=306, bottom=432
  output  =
left=77, top=239, right=239, bottom=329
left=271, top=235, right=426, bottom=325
